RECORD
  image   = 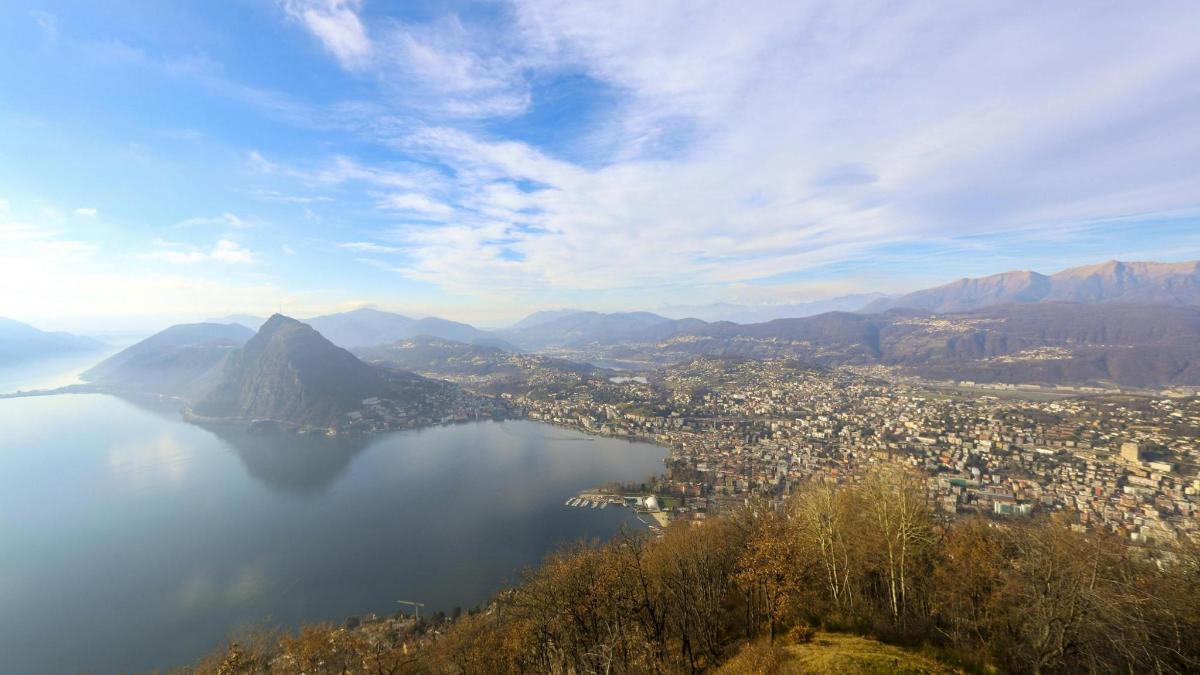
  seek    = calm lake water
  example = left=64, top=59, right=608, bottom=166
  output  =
left=0, top=393, right=665, bottom=674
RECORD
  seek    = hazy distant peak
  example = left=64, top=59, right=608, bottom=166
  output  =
left=865, top=259, right=1200, bottom=313
left=509, top=309, right=585, bottom=331
left=259, top=313, right=305, bottom=332
left=658, top=293, right=889, bottom=323
left=1051, top=259, right=1200, bottom=279
left=340, top=307, right=414, bottom=320
left=204, top=314, right=266, bottom=330
left=0, top=317, right=104, bottom=365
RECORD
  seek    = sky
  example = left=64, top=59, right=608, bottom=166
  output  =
left=1, top=0, right=1199, bottom=332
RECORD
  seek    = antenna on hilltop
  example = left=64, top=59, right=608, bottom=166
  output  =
left=397, top=600, right=425, bottom=620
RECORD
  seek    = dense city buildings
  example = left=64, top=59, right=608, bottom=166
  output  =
left=426, top=355, right=1200, bottom=543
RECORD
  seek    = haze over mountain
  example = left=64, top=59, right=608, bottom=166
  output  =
left=865, top=260, right=1200, bottom=313
left=352, top=333, right=600, bottom=391
left=73, top=258, right=1200, bottom=392
left=207, top=308, right=517, bottom=351
left=0, top=317, right=104, bottom=365
left=193, top=314, right=451, bottom=427
left=502, top=311, right=707, bottom=350
left=81, top=322, right=253, bottom=399
left=77, top=315, right=466, bottom=429
left=659, top=293, right=889, bottom=323
left=204, top=314, right=266, bottom=331
left=507, top=309, right=586, bottom=332
left=663, top=303, right=1200, bottom=388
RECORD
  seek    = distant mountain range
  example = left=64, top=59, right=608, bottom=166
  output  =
left=506, top=309, right=587, bottom=331
left=205, top=314, right=266, bottom=330
left=0, top=317, right=104, bottom=365
left=176, top=259, right=1200, bottom=360
left=69, top=258, right=1200, bottom=393
left=658, top=293, right=889, bottom=323
left=470, top=301, right=1200, bottom=388
left=865, top=260, right=1200, bottom=313
left=651, top=303, right=1200, bottom=388
left=356, top=335, right=604, bottom=382
left=209, top=308, right=515, bottom=351
left=499, top=310, right=707, bottom=350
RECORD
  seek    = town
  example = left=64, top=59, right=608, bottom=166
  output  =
left=419, top=354, right=1200, bottom=544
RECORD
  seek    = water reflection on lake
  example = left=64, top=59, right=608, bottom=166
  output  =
left=0, top=394, right=664, bottom=674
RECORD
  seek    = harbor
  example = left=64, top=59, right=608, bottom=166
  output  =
left=565, top=491, right=670, bottom=533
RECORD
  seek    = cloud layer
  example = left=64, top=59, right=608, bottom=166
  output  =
left=4, top=1, right=1199, bottom=329
left=274, top=0, right=1200, bottom=303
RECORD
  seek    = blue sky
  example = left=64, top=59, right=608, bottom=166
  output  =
left=1, top=0, right=1199, bottom=331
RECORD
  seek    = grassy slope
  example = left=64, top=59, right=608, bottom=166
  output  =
left=717, top=632, right=965, bottom=675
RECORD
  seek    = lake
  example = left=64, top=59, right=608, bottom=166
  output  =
left=0, top=393, right=665, bottom=674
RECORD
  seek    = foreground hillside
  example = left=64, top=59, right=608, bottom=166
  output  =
left=183, top=471, right=1200, bottom=674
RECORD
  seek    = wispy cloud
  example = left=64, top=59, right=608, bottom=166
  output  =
left=172, top=213, right=253, bottom=229
left=280, top=0, right=371, bottom=69
left=376, top=193, right=454, bottom=218
left=74, top=207, right=98, bottom=217
left=338, top=241, right=404, bottom=254
left=30, top=10, right=58, bottom=43
left=9, top=2, right=1200, bottom=325
left=264, top=0, right=1200, bottom=304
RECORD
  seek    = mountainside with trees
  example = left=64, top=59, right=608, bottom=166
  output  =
left=185, top=470, right=1200, bottom=674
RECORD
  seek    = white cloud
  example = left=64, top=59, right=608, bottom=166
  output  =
left=211, top=239, right=256, bottom=264
left=249, top=188, right=332, bottom=204
left=294, top=0, right=1199, bottom=303
left=376, top=192, right=454, bottom=218
left=0, top=221, right=96, bottom=260
left=173, top=212, right=253, bottom=229
left=338, top=241, right=403, bottom=254
left=74, top=207, right=98, bottom=217
left=377, top=16, right=531, bottom=118
left=249, top=151, right=444, bottom=192
left=146, top=239, right=256, bottom=265
left=281, top=0, right=371, bottom=69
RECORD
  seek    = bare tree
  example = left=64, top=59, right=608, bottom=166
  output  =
left=859, top=468, right=937, bottom=628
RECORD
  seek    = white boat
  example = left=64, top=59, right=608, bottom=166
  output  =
left=600, top=502, right=608, bottom=509
left=591, top=501, right=599, bottom=508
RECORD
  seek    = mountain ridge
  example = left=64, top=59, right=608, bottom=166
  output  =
left=0, top=317, right=105, bottom=364
left=865, top=260, right=1200, bottom=313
